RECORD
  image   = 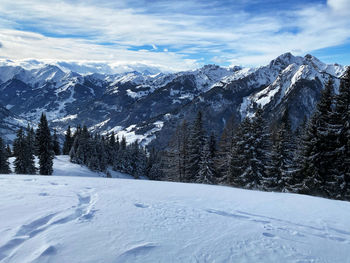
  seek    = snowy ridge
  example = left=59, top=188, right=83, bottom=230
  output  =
left=0, top=53, right=347, bottom=145
left=238, top=53, right=347, bottom=119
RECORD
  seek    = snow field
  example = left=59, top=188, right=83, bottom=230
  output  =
left=0, top=157, right=350, bottom=262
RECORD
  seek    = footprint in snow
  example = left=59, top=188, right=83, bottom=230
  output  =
left=134, top=203, right=149, bottom=208
left=262, top=232, right=275, bottom=238
left=39, top=193, right=49, bottom=196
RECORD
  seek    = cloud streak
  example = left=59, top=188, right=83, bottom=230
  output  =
left=0, top=0, right=349, bottom=70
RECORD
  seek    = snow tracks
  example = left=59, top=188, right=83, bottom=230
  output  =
left=0, top=188, right=98, bottom=262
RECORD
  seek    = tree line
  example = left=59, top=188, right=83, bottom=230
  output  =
left=158, top=68, right=350, bottom=201
left=0, top=113, right=58, bottom=175
left=1, top=68, right=349, bottom=202
left=63, top=125, right=149, bottom=178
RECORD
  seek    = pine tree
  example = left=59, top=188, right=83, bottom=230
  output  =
left=62, top=126, right=73, bottom=155
left=229, top=108, right=271, bottom=190
left=13, top=128, right=36, bottom=174
left=74, top=126, right=90, bottom=165
left=25, top=126, right=36, bottom=174
left=163, top=120, right=189, bottom=182
left=52, top=129, right=61, bottom=155
left=297, top=79, right=336, bottom=197
left=215, top=115, right=236, bottom=181
left=87, top=134, right=107, bottom=172
left=265, top=109, right=295, bottom=191
left=36, top=113, right=54, bottom=175
left=107, top=131, right=116, bottom=165
left=146, top=147, right=163, bottom=180
left=6, top=144, right=12, bottom=158
left=333, top=68, right=350, bottom=199
left=26, top=125, right=35, bottom=155
left=186, top=111, right=205, bottom=182
left=0, top=137, right=10, bottom=174
left=197, top=137, right=215, bottom=184
left=227, top=118, right=248, bottom=186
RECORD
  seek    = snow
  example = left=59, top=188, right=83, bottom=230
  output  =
left=113, top=122, right=164, bottom=146
left=0, top=157, right=350, bottom=262
left=51, top=114, right=78, bottom=123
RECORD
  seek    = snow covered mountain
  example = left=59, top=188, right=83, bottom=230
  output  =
left=1, top=157, right=350, bottom=262
left=0, top=53, right=347, bottom=146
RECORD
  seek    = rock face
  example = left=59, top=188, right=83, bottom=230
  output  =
left=0, top=53, right=347, bottom=147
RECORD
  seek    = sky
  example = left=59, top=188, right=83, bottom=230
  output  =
left=0, top=0, right=349, bottom=72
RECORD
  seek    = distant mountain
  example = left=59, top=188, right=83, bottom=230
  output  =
left=0, top=53, right=347, bottom=148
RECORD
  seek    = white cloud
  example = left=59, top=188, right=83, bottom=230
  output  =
left=328, top=0, right=350, bottom=14
left=0, top=0, right=349, bottom=69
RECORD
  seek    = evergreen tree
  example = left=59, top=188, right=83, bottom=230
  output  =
left=129, top=140, right=146, bottom=178
left=62, top=126, right=73, bottom=155
left=208, top=133, right=217, bottom=160
left=107, top=131, right=116, bottom=165
left=6, top=144, right=12, bottom=158
left=87, top=135, right=107, bottom=172
left=265, top=109, right=295, bottom=191
left=25, top=126, right=37, bottom=174
left=52, top=129, right=61, bottom=155
left=197, top=137, right=215, bottom=184
left=297, top=79, right=336, bottom=197
left=146, top=147, right=163, bottom=180
left=186, top=111, right=205, bottom=182
left=228, top=118, right=250, bottom=187
left=163, top=120, right=189, bottom=182
left=215, top=115, right=236, bottom=181
left=0, top=137, right=10, bottom=174
left=74, top=126, right=90, bottom=165
left=36, top=113, right=54, bottom=175
left=26, top=125, right=35, bottom=155
left=229, top=108, right=271, bottom=190
left=333, top=68, right=350, bottom=199
left=13, top=128, right=36, bottom=174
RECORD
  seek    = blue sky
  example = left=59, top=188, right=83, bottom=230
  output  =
left=0, top=0, right=349, bottom=71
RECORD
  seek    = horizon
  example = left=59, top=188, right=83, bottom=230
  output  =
left=0, top=0, right=349, bottom=72
left=0, top=52, right=345, bottom=75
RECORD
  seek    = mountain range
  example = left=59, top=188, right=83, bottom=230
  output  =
left=0, top=53, right=347, bottom=148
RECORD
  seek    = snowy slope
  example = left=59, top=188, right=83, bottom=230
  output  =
left=240, top=53, right=347, bottom=120
left=8, top=155, right=133, bottom=180
left=1, top=160, right=350, bottom=262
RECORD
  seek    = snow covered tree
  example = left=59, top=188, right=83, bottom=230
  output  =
left=227, top=117, right=250, bottom=187
left=0, top=137, right=10, bottom=174
left=197, top=137, right=215, bottom=184
left=333, top=68, right=350, bottom=199
left=36, top=113, right=54, bottom=175
left=62, top=126, right=73, bottom=155
left=297, top=79, right=337, bottom=197
left=229, top=108, right=271, bottom=190
left=52, top=129, right=61, bottom=155
left=265, top=109, right=296, bottom=191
